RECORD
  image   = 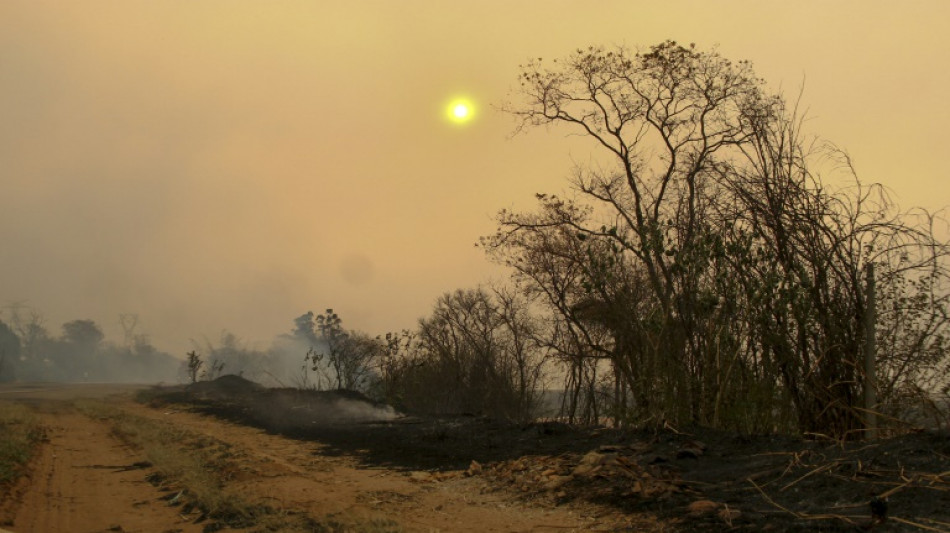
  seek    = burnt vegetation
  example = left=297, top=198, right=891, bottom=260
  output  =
left=481, top=41, right=949, bottom=438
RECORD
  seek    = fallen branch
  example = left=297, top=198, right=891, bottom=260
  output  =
left=748, top=478, right=858, bottom=526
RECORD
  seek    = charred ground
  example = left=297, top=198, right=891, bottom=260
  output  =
left=139, top=375, right=950, bottom=532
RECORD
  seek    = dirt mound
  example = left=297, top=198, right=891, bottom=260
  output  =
left=186, top=374, right=263, bottom=397
left=474, top=445, right=688, bottom=501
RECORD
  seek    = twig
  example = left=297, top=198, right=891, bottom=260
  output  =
left=923, top=470, right=950, bottom=485
left=746, top=466, right=787, bottom=484
left=662, top=420, right=691, bottom=436
left=921, top=517, right=950, bottom=530
left=879, top=476, right=916, bottom=499
left=891, top=516, right=950, bottom=532
left=780, top=462, right=837, bottom=492
left=828, top=502, right=867, bottom=510
left=803, top=431, right=835, bottom=442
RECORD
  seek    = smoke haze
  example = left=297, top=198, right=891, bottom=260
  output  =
left=2, top=1, right=948, bottom=359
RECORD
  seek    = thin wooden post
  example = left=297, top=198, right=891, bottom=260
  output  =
left=864, top=262, right=877, bottom=439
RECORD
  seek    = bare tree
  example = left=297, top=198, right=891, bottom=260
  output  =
left=486, top=41, right=949, bottom=436
left=2, top=302, right=48, bottom=365
left=0, top=320, right=20, bottom=382
left=186, top=351, right=203, bottom=384
left=118, top=313, right=139, bottom=350
left=304, top=309, right=380, bottom=392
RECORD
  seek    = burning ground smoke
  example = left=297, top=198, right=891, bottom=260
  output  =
left=189, top=374, right=401, bottom=432
left=324, top=397, right=400, bottom=422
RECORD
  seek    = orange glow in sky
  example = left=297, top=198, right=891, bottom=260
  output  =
left=1, top=1, right=947, bottom=354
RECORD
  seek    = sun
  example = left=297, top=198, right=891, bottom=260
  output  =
left=446, top=98, right=475, bottom=124
left=452, top=103, right=470, bottom=119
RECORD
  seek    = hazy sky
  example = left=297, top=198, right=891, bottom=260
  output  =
left=2, top=1, right=948, bottom=356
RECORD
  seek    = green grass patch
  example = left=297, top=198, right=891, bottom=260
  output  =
left=0, top=401, right=43, bottom=484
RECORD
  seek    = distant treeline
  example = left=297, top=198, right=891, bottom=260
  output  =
left=0, top=314, right=179, bottom=383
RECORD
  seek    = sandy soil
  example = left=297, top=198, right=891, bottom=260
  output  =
left=119, top=403, right=609, bottom=532
left=0, top=383, right=618, bottom=532
left=0, top=390, right=203, bottom=532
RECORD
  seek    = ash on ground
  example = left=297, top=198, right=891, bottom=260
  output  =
left=142, top=375, right=950, bottom=532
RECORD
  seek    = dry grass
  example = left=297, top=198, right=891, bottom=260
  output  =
left=76, top=399, right=261, bottom=527
left=0, top=401, right=43, bottom=485
left=76, top=399, right=402, bottom=533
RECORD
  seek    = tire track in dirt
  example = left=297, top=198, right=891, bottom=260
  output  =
left=6, top=408, right=203, bottom=533
left=123, top=401, right=607, bottom=532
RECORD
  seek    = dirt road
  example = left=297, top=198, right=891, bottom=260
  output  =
left=8, top=382, right=948, bottom=532
left=0, top=384, right=611, bottom=532
left=0, top=384, right=204, bottom=532
left=5, top=409, right=205, bottom=533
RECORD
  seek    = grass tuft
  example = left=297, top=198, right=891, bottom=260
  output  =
left=0, top=401, right=43, bottom=485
